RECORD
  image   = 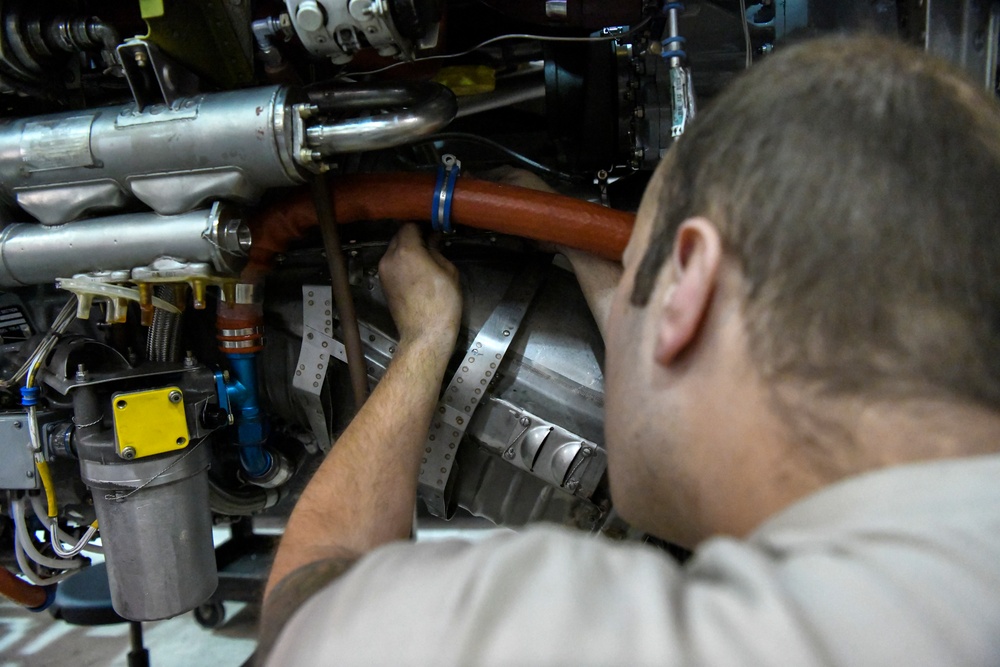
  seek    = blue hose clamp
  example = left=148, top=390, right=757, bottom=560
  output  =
left=20, top=386, right=39, bottom=407
left=431, top=154, right=462, bottom=234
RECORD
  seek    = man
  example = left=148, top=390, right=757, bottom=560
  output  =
left=258, top=35, right=1000, bottom=665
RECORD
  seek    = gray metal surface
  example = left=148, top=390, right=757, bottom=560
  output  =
left=84, top=442, right=217, bottom=621
left=0, top=412, right=40, bottom=490
left=0, top=85, right=304, bottom=223
left=468, top=396, right=606, bottom=498
left=926, top=0, right=1000, bottom=91
left=0, top=203, right=249, bottom=287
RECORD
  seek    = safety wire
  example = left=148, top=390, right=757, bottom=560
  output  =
left=349, top=14, right=655, bottom=78
left=6, top=294, right=99, bottom=579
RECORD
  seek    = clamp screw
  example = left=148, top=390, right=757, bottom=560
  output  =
left=168, top=390, right=183, bottom=404
left=120, top=447, right=137, bottom=460
left=519, top=417, right=530, bottom=427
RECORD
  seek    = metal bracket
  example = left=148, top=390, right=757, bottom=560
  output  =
left=292, top=285, right=398, bottom=451
left=117, top=39, right=200, bottom=112
left=470, top=397, right=606, bottom=498
left=292, top=286, right=337, bottom=451
left=418, top=259, right=549, bottom=517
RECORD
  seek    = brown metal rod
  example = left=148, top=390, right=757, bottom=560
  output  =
left=312, top=173, right=369, bottom=412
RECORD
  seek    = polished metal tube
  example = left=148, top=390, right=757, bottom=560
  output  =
left=305, top=81, right=457, bottom=153
left=0, top=203, right=250, bottom=287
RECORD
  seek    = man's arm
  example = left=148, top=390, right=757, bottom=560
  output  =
left=558, top=247, right=622, bottom=340
left=263, top=223, right=462, bottom=599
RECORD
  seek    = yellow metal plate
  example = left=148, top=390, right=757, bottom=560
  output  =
left=112, top=386, right=191, bottom=459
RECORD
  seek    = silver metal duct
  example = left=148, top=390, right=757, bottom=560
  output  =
left=0, top=203, right=250, bottom=287
left=0, top=85, right=305, bottom=223
left=305, top=82, right=457, bottom=153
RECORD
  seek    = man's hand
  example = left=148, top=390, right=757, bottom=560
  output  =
left=263, top=224, right=462, bottom=608
left=379, top=223, right=461, bottom=358
left=477, top=167, right=623, bottom=340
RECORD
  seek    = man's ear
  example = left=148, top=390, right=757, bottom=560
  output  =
left=653, top=217, right=722, bottom=365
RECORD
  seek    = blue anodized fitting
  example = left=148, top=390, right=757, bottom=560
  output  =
left=215, top=353, right=272, bottom=479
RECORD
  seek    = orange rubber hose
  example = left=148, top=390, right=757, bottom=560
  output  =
left=245, top=173, right=633, bottom=279
left=0, top=566, right=47, bottom=608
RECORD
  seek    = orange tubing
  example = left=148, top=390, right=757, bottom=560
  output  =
left=0, top=566, right=47, bottom=609
left=245, top=173, right=633, bottom=279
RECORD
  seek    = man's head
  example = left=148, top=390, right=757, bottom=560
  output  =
left=605, top=36, right=1000, bottom=545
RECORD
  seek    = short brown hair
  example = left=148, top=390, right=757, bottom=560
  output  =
left=632, top=36, right=1000, bottom=406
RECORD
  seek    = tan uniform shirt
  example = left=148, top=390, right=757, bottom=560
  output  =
left=269, top=454, right=1000, bottom=666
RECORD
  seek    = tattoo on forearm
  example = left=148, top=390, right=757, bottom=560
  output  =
left=255, top=556, right=358, bottom=666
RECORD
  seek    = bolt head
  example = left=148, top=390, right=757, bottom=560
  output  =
left=121, top=447, right=136, bottom=460
left=519, top=417, right=530, bottom=427
left=168, top=390, right=183, bottom=404
left=12, top=421, right=21, bottom=429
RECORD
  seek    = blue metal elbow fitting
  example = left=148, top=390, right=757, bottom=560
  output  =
left=220, top=353, right=272, bottom=479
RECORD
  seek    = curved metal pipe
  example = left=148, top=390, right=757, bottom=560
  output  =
left=305, top=82, right=458, bottom=153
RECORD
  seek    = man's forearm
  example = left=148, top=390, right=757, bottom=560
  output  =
left=264, top=338, right=451, bottom=598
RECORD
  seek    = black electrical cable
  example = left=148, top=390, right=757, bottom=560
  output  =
left=410, top=132, right=587, bottom=184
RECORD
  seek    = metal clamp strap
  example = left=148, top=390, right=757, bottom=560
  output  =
left=418, top=258, right=549, bottom=517
left=431, top=154, right=461, bottom=234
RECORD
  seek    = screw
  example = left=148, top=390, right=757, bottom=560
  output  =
left=26, top=470, right=34, bottom=478
left=582, top=446, right=593, bottom=457
left=519, top=416, right=530, bottom=427
left=184, top=351, right=197, bottom=367
left=75, top=364, right=87, bottom=382
left=633, top=106, right=645, bottom=119
left=121, top=446, right=137, bottom=460
left=566, top=480, right=580, bottom=492
left=134, top=50, right=148, bottom=67
left=116, top=400, right=128, bottom=410
left=502, top=330, right=510, bottom=337
left=168, top=390, right=182, bottom=404
left=504, top=447, right=515, bottom=460
left=13, top=421, right=21, bottom=430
